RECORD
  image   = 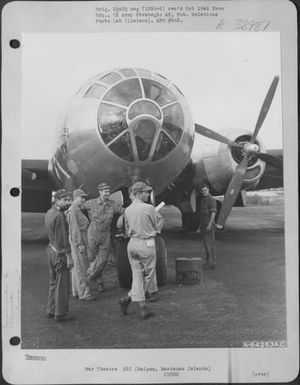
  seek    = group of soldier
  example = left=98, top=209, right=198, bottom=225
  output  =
left=44, top=181, right=217, bottom=322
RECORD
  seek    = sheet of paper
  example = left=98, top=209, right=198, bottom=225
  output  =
left=1, top=0, right=298, bottom=383
left=155, top=202, right=165, bottom=212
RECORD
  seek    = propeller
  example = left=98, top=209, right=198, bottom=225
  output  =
left=195, top=75, right=281, bottom=229
left=250, top=75, right=280, bottom=143
left=216, top=156, right=248, bottom=228
left=256, top=152, right=283, bottom=170
left=195, top=124, right=243, bottom=149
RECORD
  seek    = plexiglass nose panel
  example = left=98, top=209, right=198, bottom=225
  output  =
left=88, top=68, right=188, bottom=162
left=128, top=100, right=161, bottom=120
left=142, top=79, right=176, bottom=106
left=103, top=79, right=142, bottom=106
left=153, top=131, right=176, bottom=161
left=98, top=104, right=127, bottom=144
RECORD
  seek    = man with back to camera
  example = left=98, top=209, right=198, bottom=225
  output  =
left=121, top=185, right=162, bottom=302
left=66, top=189, right=96, bottom=302
left=45, top=189, right=75, bottom=322
left=198, top=183, right=217, bottom=269
left=85, top=182, right=123, bottom=291
left=119, top=181, right=164, bottom=320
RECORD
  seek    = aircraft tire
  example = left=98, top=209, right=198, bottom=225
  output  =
left=181, top=213, right=200, bottom=232
left=115, top=237, right=132, bottom=289
left=155, top=234, right=168, bottom=287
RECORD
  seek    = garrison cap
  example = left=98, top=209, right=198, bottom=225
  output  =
left=54, top=189, right=72, bottom=200
left=131, top=181, right=152, bottom=195
left=73, top=189, right=88, bottom=198
left=98, top=183, right=111, bottom=191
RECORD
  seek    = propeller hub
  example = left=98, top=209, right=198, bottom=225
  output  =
left=244, top=143, right=259, bottom=154
left=231, top=135, right=259, bottom=167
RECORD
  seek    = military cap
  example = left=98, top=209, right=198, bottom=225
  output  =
left=73, top=189, right=88, bottom=198
left=98, top=183, right=111, bottom=191
left=54, top=189, right=72, bottom=200
left=131, top=181, right=152, bottom=195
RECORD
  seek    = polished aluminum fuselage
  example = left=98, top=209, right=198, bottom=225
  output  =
left=49, top=68, right=267, bottom=200
left=49, top=70, right=194, bottom=198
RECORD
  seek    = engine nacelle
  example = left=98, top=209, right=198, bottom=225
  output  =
left=50, top=68, right=194, bottom=197
left=192, top=128, right=266, bottom=195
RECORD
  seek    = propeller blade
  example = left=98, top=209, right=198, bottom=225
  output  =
left=256, top=152, right=283, bottom=170
left=216, top=156, right=248, bottom=228
left=251, top=75, right=280, bottom=143
left=195, top=123, right=242, bottom=149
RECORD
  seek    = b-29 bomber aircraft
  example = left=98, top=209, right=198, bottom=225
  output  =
left=22, top=68, right=283, bottom=287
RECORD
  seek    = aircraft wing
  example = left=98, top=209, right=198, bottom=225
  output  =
left=22, top=159, right=55, bottom=212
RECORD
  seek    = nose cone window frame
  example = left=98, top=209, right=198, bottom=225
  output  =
left=93, top=68, right=185, bottom=163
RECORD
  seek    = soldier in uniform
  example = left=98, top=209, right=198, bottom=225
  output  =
left=85, top=183, right=123, bottom=291
left=66, top=189, right=96, bottom=301
left=198, top=184, right=217, bottom=269
left=45, top=189, right=75, bottom=322
left=119, top=181, right=164, bottom=320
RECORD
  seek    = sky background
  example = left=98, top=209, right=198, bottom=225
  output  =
left=21, top=32, right=282, bottom=159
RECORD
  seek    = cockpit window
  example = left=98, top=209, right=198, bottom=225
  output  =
left=152, top=73, right=169, bottom=86
left=84, top=84, right=107, bottom=99
left=136, top=68, right=151, bottom=78
left=99, top=72, right=122, bottom=86
left=119, top=68, right=136, bottom=77
left=98, top=104, right=127, bottom=144
left=162, top=103, right=183, bottom=143
left=162, top=122, right=182, bottom=143
left=142, top=79, right=176, bottom=106
left=109, top=132, right=134, bottom=161
left=128, top=100, right=161, bottom=120
left=153, top=131, right=175, bottom=161
left=103, top=79, right=142, bottom=106
left=92, top=69, right=188, bottom=162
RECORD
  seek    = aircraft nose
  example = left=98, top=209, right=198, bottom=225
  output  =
left=61, top=68, right=194, bottom=195
left=91, top=69, right=191, bottom=164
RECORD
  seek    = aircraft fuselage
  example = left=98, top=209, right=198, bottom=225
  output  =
left=49, top=68, right=194, bottom=198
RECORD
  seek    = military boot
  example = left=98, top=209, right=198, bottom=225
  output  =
left=140, top=305, right=155, bottom=320
left=119, top=296, right=131, bottom=315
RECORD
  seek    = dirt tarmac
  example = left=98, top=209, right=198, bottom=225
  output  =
left=21, top=205, right=286, bottom=349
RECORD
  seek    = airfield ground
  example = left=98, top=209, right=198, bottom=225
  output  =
left=21, top=200, right=286, bottom=349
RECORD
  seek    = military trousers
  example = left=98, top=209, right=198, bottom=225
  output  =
left=127, top=237, right=157, bottom=302
left=200, top=224, right=216, bottom=264
left=46, top=246, right=70, bottom=317
left=87, top=231, right=111, bottom=283
left=70, top=241, right=92, bottom=299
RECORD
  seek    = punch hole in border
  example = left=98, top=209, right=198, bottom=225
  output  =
left=10, top=336, right=21, bottom=346
left=9, top=39, right=20, bottom=49
left=10, top=187, right=20, bottom=197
